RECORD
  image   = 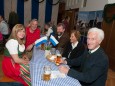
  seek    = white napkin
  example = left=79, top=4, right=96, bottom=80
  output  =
left=50, top=55, right=57, bottom=60
left=51, top=70, right=66, bottom=79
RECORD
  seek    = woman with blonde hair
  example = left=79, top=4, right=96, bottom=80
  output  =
left=2, top=24, right=31, bottom=86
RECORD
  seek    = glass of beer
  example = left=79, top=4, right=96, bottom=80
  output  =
left=55, top=54, right=61, bottom=66
left=41, top=43, right=45, bottom=50
left=43, top=65, right=51, bottom=81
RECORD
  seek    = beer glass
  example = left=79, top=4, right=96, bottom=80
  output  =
left=55, top=54, right=61, bottom=66
left=41, top=43, right=45, bottom=50
left=43, top=65, right=51, bottom=81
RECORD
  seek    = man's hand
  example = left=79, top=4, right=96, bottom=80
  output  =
left=26, top=44, right=34, bottom=51
left=58, top=65, right=69, bottom=74
left=59, top=58, right=67, bottom=64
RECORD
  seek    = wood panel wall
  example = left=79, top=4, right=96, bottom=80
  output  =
left=102, top=20, right=115, bottom=71
left=101, top=3, right=115, bottom=71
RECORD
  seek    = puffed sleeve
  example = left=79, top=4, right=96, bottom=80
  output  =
left=6, top=39, right=18, bottom=54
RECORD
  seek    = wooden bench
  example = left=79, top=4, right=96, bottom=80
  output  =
left=0, top=75, right=16, bottom=82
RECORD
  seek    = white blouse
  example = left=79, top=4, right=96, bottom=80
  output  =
left=6, top=39, right=25, bottom=54
left=71, top=41, right=78, bottom=49
left=46, top=27, right=53, bottom=37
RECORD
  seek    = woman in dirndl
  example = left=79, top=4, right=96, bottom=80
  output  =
left=2, top=24, right=31, bottom=86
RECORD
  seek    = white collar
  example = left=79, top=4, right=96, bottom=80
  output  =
left=49, top=27, right=52, bottom=29
left=71, top=41, right=78, bottom=49
left=90, top=45, right=100, bottom=53
left=58, top=33, right=64, bottom=39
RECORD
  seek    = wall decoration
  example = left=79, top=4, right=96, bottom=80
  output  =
left=77, top=10, right=103, bottom=28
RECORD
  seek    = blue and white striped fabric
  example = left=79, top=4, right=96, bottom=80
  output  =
left=35, top=36, right=47, bottom=47
left=50, top=35, right=59, bottom=46
left=30, top=47, right=81, bottom=86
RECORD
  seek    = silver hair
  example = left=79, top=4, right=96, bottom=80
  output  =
left=30, top=19, right=38, bottom=26
left=88, top=27, right=104, bottom=41
left=31, top=19, right=38, bottom=23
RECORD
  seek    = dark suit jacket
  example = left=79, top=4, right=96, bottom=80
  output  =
left=55, top=32, right=70, bottom=50
left=62, top=42, right=85, bottom=60
left=67, top=47, right=109, bottom=86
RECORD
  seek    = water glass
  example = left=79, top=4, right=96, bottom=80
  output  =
left=57, top=48, right=63, bottom=55
left=50, top=48, right=56, bottom=55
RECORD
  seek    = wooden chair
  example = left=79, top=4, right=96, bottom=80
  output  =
left=0, top=75, right=16, bottom=82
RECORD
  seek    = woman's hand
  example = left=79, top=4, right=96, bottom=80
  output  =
left=22, top=60, right=30, bottom=65
left=22, top=54, right=29, bottom=61
left=11, top=54, right=30, bottom=65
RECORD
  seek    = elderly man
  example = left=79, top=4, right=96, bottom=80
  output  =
left=55, top=23, right=70, bottom=50
left=25, top=19, right=40, bottom=60
left=59, top=27, right=109, bottom=86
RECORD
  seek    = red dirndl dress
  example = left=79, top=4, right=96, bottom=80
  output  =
left=2, top=49, right=28, bottom=86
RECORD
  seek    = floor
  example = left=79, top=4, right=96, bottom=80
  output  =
left=0, top=54, right=115, bottom=86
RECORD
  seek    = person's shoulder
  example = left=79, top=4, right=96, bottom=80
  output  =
left=25, top=27, right=30, bottom=31
left=63, top=32, right=69, bottom=36
left=36, top=27, right=40, bottom=32
left=98, top=47, right=106, bottom=54
left=77, top=42, right=85, bottom=48
left=0, top=21, right=7, bottom=26
left=99, top=48, right=108, bottom=57
left=63, top=32, right=70, bottom=39
left=6, top=39, right=18, bottom=46
left=95, top=47, right=108, bottom=60
left=95, top=48, right=109, bottom=65
left=7, top=39, right=18, bottom=43
left=65, top=41, right=71, bottom=47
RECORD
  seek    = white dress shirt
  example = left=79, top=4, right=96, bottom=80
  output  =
left=46, top=27, right=53, bottom=37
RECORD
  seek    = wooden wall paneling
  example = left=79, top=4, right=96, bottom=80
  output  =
left=101, top=21, right=113, bottom=53
left=107, top=21, right=115, bottom=70
left=102, top=20, right=115, bottom=71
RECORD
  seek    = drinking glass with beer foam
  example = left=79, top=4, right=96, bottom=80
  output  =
left=55, top=54, right=62, bottom=66
left=43, top=65, right=51, bottom=81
